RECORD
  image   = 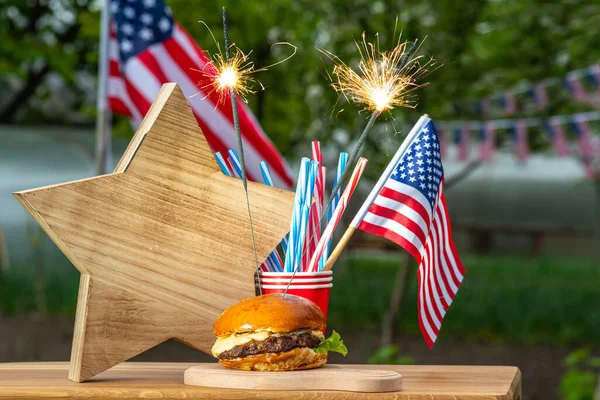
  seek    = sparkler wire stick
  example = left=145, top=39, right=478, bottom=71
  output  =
left=222, top=7, right=261, bottom=291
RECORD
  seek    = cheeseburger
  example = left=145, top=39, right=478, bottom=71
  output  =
left=211, top=294, right=345, bottom=371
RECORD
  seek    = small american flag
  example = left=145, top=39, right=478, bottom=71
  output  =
left=513, top=121, right=529, bottom=163
left=502, top=90, right=517, bottom=115
left=532, top=84, right=548, bottom=111
left=545, top=118, right=570, bottom=157
left=565, top=73, right=591, bottom=105
left=107, top=0, right=292, bottom=188
left=351, top=116, right=465, bottom=348
left=478, top=122, right=495, bottom=163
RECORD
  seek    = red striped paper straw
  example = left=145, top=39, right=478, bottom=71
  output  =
left=302, top=142, right=325, bottom=271
left=306, top=157, right=368, bottom=272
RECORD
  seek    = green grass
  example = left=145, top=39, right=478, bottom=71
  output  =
left=1, top=254, right=599, bottom=346
left=328, top=254, right=600, bottom=346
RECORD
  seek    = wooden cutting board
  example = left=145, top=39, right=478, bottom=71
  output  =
left=184, top=364, right=403, bottom=392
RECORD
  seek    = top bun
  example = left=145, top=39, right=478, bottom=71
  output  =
left=214, top=294, right=325, bottom=337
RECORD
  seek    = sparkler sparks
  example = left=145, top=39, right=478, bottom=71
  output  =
left=193, top=21, right=296, bottom=105
left=321, top=32, right=437, bottom=114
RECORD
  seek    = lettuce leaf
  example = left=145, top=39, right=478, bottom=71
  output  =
left=314, top=330, right=348, bottom=356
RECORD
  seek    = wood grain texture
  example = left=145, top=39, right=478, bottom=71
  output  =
left=184, top=364, right=403, bottom=392
left=0, top=362, right=521, bottom=400
left=12, top=83, right=295, bottom=382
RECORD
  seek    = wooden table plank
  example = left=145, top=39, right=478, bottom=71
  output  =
left=0, top=362, right=521, bottom=400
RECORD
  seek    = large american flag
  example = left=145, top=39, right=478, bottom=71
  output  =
left=106, top=0, right=292, bottom=188
left=351, top=117, right=465, bottom=348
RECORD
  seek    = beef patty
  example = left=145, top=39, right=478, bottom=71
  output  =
left=218, top=332, right=322, bottom=360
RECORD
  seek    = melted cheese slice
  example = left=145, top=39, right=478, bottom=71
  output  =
left=211, top=329, right=324, bottom=357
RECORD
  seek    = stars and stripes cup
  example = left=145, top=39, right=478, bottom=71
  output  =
left=256, top=271, right=333, bottom=326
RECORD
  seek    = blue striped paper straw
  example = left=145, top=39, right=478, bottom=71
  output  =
left=294, top=160, right=318, bottom=271
left=319, top=152, right=348, bottom=269
left=285, top=158, right=309, bottom=272
left=228, top=149, right=243, bottom=179
left=260, top=161, right=274, bottom=186
left=215, top=152, right=232, bottom=176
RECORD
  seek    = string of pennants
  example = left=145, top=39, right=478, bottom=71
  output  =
left=458, top=64, right=600, bottom=116
left=437, top=111, right=600, bottom=180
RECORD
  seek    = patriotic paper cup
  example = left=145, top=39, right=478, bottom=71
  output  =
left=256, top=271, right=333, bottom=325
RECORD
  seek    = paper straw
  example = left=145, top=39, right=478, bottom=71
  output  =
left=320, top=152, right=347, bottom=268
left=294, top=160, right=318, bottom=272
left=307, top=157, right=368, bottom=272
left=260, top=161, right=274, bottom=186
left=285, top=158, right=309, bottom=272
left=215, top=152, right=232, bottom=176
left=227, top=149, right=243, bottom=178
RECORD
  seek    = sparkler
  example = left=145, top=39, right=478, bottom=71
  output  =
left=194, top=20, right=296, bottom=106
left=320, top=33, right=436, bottom=218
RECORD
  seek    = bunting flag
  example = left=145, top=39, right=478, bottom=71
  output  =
left=545, top=118, right=570, bottom=157
left=531, top=84, right=548, bottom=111
left=513, top=121, right=529, bottom=162
left=454, top=124, right=471, bottom=162
left=478, top=122, right=495, bottom=163
left=587, top=64, right=600, bottom=103
left=438, top=126, right=448, bottom=158
left=565, top=72, right=591, bottom=104
left=571, top=114, right=600, bottom=160
left=502, top=91, right=517, bottom=115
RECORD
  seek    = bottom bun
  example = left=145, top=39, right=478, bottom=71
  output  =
left=219, top=347, right=327, bottom=371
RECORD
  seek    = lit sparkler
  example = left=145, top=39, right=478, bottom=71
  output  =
left=321, top=33, right=436, bottom=115
left=194, top=21, right=296, bottom=105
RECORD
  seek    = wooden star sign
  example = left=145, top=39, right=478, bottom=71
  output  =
left=14, top=83, right=295, bottom=382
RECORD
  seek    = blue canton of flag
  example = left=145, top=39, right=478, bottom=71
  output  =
left=390, top=124, right=444, bottom=209
left=111, top=0, right=174, bottom=63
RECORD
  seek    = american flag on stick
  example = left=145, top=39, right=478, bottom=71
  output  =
left=324, top=116, right=465, bottom=348
left=102, top=0, right=292, bottom=187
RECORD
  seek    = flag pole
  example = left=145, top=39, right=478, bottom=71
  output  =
left=322, top=114, right=430, bottom=271
left=95, top=0, right=112, bottom=175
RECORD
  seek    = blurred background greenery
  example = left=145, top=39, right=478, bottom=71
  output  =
left=1, top=1, right=600, bottom=399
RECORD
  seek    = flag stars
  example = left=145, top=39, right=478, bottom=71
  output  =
left=121, top=23, right=134, bottom=35
left=141, top=13, right=153, bottom=24
left=120, top=39, right=133, bottom=53
left=409, top=176, right=416, bottom=183
left=400, top=173, right=407, bottom=179
left=416, top=159, right=424, bottom=166
left=408, top=169, right=415, bottom=175
left=140, top=28, right=153, bottom=41
left=144, top=0, right=156, bottom=7
left=159, top=17, right=171, bottom=32
left=123, top=6, right=135, bottom=18
left=110, top=1, right=119, bottom=14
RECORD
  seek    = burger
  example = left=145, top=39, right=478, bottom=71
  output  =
left=211, top=294, right=347, bottom=371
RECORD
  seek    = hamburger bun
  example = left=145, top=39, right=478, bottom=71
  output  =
left=214, top=293, right=325, bottom=336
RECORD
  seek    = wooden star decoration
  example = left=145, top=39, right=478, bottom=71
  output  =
left=14, top=83, right=295, bottom=382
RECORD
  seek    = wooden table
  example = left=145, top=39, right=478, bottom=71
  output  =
left=0, top=362, right=521, bottom=399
